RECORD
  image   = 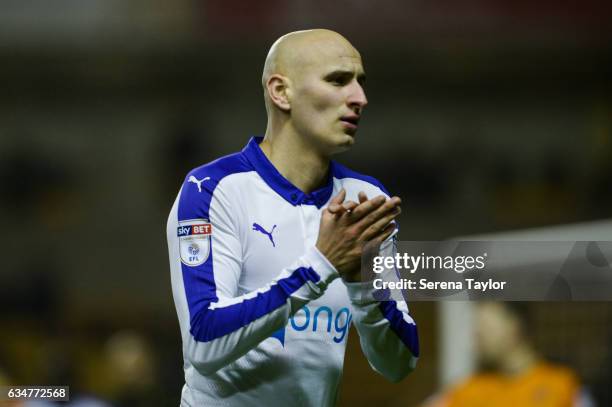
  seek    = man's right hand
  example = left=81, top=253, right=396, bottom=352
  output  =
left=315, top=188, right=401, bottom=281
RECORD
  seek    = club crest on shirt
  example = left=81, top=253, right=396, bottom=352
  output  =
left=178, top=219, right=212, bottom=266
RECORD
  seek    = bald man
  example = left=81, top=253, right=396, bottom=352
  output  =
left=167, top=29, right=419, bottom=406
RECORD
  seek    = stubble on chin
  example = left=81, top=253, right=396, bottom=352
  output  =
left=328, top=133, right=355, bottom=155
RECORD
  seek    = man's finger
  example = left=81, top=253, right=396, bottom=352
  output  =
left=373, top=222, right=397, bottom=244
left=360, top=207, right=401, bottom=241
left=352, top=196, right=401, bottom=224
left=327, top=203, right=343, bottom=213
left=349, top=195, right=388, bottom=220
left=329, top=188, right=346, bottom=206
left=329, top=200, right=358, bottom=215
left=358, top=200, right=400, bottom=232
left=342, top=200, right=359, bottom=212
left=358, top=191, right=368, bottom=204
left=326, top=189, right=347, bottom=214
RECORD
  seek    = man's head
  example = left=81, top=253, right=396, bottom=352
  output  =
left=475, top=302, right=533, bottom=370
left=262, top=29, right=367, bottom=155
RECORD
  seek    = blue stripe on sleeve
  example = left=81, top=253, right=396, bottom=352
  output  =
left=378, top=301, right=420, bottom=357
left=190, top=267, right=320, bottom=342
left=176, top=151, right=323, bottom=343
left=177, top=152, right=253, bottom=339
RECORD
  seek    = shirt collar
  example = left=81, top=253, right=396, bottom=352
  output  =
left=242, top=136, right=335, bottom=208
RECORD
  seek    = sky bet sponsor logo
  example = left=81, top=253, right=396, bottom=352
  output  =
left=177, top=223, right=212, bottom=237
left=178, top=220, right=212, bottom=266
left=270, top=305, right=352, bottom=346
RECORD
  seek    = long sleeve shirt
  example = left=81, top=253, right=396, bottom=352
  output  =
left=167, top=136, right=419, bottom=407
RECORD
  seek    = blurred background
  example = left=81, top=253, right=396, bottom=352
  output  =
left=0, top=0, right=611, bottom=405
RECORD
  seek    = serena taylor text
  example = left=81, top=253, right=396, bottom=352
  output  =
left=372, top=278, right=507, bottom=292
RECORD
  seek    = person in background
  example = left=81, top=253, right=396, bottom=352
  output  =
left=423, top=302, right=592, bottom=407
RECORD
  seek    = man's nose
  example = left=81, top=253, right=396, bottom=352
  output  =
left=347, top=82, right=368, bottom=112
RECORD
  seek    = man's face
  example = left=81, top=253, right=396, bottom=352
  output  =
left=288, top=41, right=368, bottom=155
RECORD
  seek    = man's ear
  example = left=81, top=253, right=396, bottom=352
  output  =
left=266, top=74, right=291, bottom=112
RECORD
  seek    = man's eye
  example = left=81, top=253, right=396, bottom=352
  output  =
left=326, top=74, right=351, bottom=86
left=330, top=77, right=348, bottom=86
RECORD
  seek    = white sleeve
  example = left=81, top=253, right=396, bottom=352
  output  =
left=344, top=236, right=419, bottom=382
left=167, top=174, right=338, bottom=376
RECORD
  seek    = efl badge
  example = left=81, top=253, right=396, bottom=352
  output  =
left=177, top=219, right=212, bottom=266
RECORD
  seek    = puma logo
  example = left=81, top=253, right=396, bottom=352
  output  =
left=252, top=223, right=277, bottom=247
left=188, top=175, right=210, bottom=193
